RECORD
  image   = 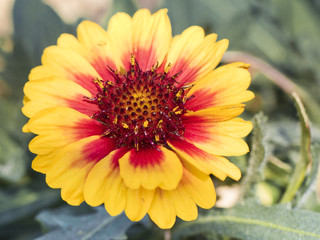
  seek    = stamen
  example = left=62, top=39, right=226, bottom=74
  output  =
left=85, top=58, right=190, bottom=149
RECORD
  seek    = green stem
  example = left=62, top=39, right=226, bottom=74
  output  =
left=280, top=93, right=312, bottom=203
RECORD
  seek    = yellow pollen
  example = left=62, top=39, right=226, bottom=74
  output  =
left=155, top=134, right=160, bottom=142
left=173, top=106, right=179, bottom=112
left=157, top=120, right=163, bottom=128
left=102, top=129, right=111, bottom=136
left=143, top=120, right=149, bottom=128
left=134, top=125, right=139, bottom=134
left=164, top=63, right=171, bottom=73
left=176, top=89, right=183, bottom=98
left=122, top=123, right=129, bottom=129
left=113, top=116, right=118, bottom=124
left=130, top=54, right=136, bottom=66
left=93, top=78, right=104, bottom=88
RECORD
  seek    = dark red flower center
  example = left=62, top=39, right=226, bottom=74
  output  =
left=86, top=57, right=192, bottom=150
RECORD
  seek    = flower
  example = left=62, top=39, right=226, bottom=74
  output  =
left=22, top=9, right=254, bottom=229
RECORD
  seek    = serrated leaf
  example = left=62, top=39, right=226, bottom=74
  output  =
left=240, top=112, right=269, bottom=199
left=13, top=0, right=76, bottom=66
left=173, top=201, right=320, bottom=240
left=36, top=205, right=134, bottom=240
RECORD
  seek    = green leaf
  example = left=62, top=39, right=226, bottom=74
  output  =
left=0, top=128, right=25, bottom=182
left=13, top=0, right=76, bottom=66
left=240, top=112, right=269, bottom=199
left=173, top=201, right=320, bottom=240
left=0, top=99, right=28, bottom=183
left=36, top=205, right=134, bottom=240
left=0, top=190, right=59, bottom=226
left=161, top=0, right=251, bottom=35
left=290, top=1, right=320, bottom=79
left=281, top=93, right=312, bottom=203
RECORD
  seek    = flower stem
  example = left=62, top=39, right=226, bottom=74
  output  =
left=223, top=51, right=320, bottom=125
left=280, top=93, right=312, bottom=203
left=164, top=229, right=171, bottom=240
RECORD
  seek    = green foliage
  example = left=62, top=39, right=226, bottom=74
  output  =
left=240, top=112, right=269, bottom=199
left=173, top=201, right=320, bottom=240
left=0, top=99, right=28, bottom=183
left=36, top=206, right=133, bottom=240
left=13, top=0, right=76, bottom=67
left=281, top=93, right=312, bottom=203
left=0, top=190, right=59, bottom=227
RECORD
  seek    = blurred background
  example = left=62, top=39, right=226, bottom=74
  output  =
left=1, top=0, right=320, bottom=239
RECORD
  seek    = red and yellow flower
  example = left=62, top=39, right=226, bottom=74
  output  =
left=22, top=9, right=254, bottom=229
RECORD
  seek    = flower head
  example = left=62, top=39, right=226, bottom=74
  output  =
left=22, top=9, right=254, bottom=229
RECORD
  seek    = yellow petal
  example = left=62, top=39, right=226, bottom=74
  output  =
left=181, top=168, right=216, bottom=209
left=184, top=104, right=245, bottom=122
left=57, top=33, right=88, bottom=57
left=106, top=12, right=133, bottom=70
left=148, top=189, right=176, bottom=229
left=32, top=150, right=60, bottom=173
left=167, top=185, right=198, bottom=221
left=104, top=169, right=127, bottom=216
left=28, top=65, right=53, bottom=81
left=77, top=20, right=117, bottom=80
left=125, top=188, right=154, bottom=221
left=22, top=123, right=30, bottom=133
left=77, top=20, right=108, bottom=49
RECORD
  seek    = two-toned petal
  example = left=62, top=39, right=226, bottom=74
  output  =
left=131, top=9, right=172, bottom=71
left=84, top=148, right=128, bottom=210
left=119, top=146, right=183, bottom=190
left=182, top=112, right=252, bottom=156
left=168, top=138, right=241, bottom=181
left=22, top=77, right=98, bottom=118
left=40, top=46, right=103, bottom=94
left=186, top=63, right=254, bottom=111
left=106, top=9, right=172, bottom=71
left=166, top=26, right=228, bottom=87
left=84, top=147, right=155, bottom=220
left=27, top=107, right=104, bottom=155
left=46, top=136, right=116, bottom=205
left=76, top=21, right=118, bottom=80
